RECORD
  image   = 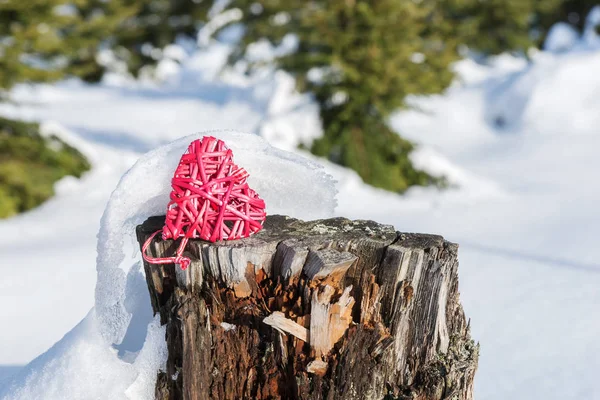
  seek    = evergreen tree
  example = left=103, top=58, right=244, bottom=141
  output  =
left=1, top=0, right=596, bottom=214
left=213, top=0, right=458, bottom=192
left=208, top=0, right=598, bottom=192
left=437, top=0, right=560, bottom=55
left=438, top=0, right=600, bottom=55
left=0, top=0, right=123, bottom=216
left=0, top=117, right=90, bottom=218
left=0, top=0, right=139, bottom=88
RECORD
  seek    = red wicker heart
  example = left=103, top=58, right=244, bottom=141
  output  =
left=142, top=136, right=266, bottom=269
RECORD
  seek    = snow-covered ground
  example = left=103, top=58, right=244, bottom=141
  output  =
left=2, top=15, right=600, bottom=399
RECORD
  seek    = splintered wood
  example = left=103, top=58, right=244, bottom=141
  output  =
left=309, top=285, right=355, bottom=357
left=137, top=215, right=479, bottom=400
left=263, top=311, right=308, bottom=342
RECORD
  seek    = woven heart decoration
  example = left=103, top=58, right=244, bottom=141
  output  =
left=142, top=136, right=266, bottom=269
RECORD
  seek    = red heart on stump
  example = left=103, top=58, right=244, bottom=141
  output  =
left=142, top=136, right=266, bottom=269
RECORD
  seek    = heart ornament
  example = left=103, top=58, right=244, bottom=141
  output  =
left=142, top=136, right=266, bottom=269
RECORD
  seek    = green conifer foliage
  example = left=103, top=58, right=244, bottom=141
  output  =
left=439, top=0, right=600, bottom=54
left=211, top=0, right=597, bottom=192
left=1, top=0, right=596, bottom=213
left=0, top=0, right=139, bottom=87
left=215, top=0, right=458, bottom=192
left=0, top=117, right=90, bottom=218
left=0, top=1, right=113, bottom=216
left=437, top=0, right=558, bottom=54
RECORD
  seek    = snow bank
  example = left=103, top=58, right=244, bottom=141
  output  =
left=544, top=22, right=579, bottom=52
left=95, top=130, right=337, bottom=344
left=1, top=131, right=336, bottom=399
left=0, top=311, right=165, bottom=400
left=583, top=6, right=600, bottom=46
left=258, top=70, right=322, bottom=151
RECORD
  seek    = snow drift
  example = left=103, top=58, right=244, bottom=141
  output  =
left=1, top=131, right=336, bottom=399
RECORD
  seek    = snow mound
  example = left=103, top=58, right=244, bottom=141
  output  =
left=544, top=22, right=579, bottom=52
left=0, top=312, right=166, bottom=400
left=584, top=6, right=600, bottom=46
left=95, top=130, right=337, bottom=344
left=484, top=49, right=600, bottom=135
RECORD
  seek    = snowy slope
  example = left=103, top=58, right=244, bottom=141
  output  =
left=2, top=19, right=600, bottom=400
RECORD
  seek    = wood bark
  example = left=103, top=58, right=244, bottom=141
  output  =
left=136, top=215, right=478, bottom=400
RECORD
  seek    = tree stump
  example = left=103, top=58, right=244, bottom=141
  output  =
left=136, top=215, right=478, bottom=400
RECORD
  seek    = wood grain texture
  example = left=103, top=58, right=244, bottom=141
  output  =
left=137, top=215, right=478, bottom=400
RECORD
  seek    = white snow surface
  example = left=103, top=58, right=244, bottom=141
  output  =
left=0, top=311, right=166, bottom=400
left=2, top=23, right=600, bottom=400
left=544, top=22, right=579, bottom=52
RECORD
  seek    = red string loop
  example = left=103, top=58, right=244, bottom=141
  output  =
left=141, top=231, right=191, bottom=270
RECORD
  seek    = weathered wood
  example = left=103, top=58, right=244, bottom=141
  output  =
left=137, top=215, right=478, bottom=400
left=263, top=311, right=309, bottom=342
left=309, top=285, right=354, bottom=358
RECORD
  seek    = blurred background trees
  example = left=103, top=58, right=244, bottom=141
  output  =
left=0, top=117, right=90, bottom=218
left=1, top=0, right=598, bottom=215
left=0, top=0, right=121, bottom=217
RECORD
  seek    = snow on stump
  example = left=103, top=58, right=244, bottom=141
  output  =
left=137, top=215, right=479, bottom=400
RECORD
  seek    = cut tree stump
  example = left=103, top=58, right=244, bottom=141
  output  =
left=136, top=215, right=478, bottom=400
